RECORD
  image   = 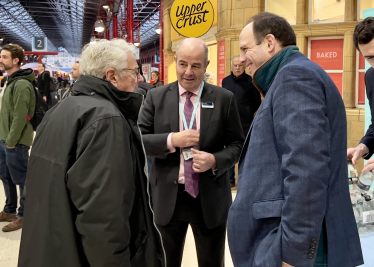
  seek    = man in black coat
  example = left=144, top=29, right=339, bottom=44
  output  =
left=139, top=38, right=244, bottom=267
left=222, top=55, right=261, bottom=187
left=18, top=39, right=166, bottom=267
left=36, top=63, right=51, bottom=108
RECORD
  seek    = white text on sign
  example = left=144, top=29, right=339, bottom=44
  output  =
left=317, top=52, right=338, bottom=58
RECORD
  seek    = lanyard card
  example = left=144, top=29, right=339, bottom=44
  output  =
left=182, top=147, right=194, bottom=161
left=202, top=102, right=214, bottom=108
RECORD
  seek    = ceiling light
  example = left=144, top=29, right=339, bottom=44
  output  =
left=90, top=37, right=97, bottom=44
left=155, top=23, right=161, bottom=34
left=95, top=19, right=105, bottom=33
left=134, top=42, right=140, bottom=47
left=103, top=5, right=110, bottom=9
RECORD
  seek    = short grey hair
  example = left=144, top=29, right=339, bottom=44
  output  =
left=203, top=71, right=216, bottom=83
left=79, top=39, right=136, bottom=78
left=175, top=38, right=209, bottom=66
left=231, top=55, right=240, bottom=65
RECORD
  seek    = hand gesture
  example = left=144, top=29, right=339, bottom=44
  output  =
left=191, top=148, right=216, bottom=173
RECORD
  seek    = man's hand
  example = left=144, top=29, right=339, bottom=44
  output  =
left=347, top=144, right=368, bottom=165
left=43, top=96, right=47, bottom=102
left=282, top=262, right=294, bottom=267
left=362, top=158, right=374, bottom=174
left=171, top=129, right=199, bottom=148
left=191, top=148, right=216, bottom=173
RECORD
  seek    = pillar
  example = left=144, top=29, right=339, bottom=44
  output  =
left=343, top=30, right=356, bottom=108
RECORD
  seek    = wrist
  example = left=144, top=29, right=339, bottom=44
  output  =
left=359, top=143, right=369, bottom=157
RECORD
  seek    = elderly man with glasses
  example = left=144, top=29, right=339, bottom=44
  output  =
left=18, top=39, right=166, bottom=267
left=222, top=55, right=261, bottom=188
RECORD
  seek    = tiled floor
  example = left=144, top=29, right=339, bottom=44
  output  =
left=0, top=187, right=235, bottom=267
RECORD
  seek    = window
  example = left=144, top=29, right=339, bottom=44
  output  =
left=357, top=52, right=366, bottom=106
left=310, top=0, right=345, bottom=23
left=265, top=0, right=297, bottom=25
left=308, top=37, right=344, bottom=95
left=358, top=0, right=374, bottom=20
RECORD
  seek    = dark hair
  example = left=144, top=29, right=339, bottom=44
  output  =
left=38, top=63, right=46, bottom=68
left=152, top=71, right=159, bottom=76
left=75, top=61, right=79, bottom=64
left=247, top=12, right=296, bottom=47
left=1, top=44, right=24, bottom=66
left=354, top=17, right=374, bottom=52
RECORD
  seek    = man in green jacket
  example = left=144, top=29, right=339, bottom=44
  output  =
left=0, top=44, right=35, bottom=232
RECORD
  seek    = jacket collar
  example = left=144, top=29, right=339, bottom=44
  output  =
left=231, top=71, right=247, bottom=81
left=71, top=75, right=143, bottom=122
left=252, top=45, right=300, bottom=97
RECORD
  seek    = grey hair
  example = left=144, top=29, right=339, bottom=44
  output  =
left=203, top=71, right=216, bottom=83
left=175, top=38, right=209, bottom=66
left=231, top=55, right=240, bottom=64
left=79, top=39, right=136, bottom=78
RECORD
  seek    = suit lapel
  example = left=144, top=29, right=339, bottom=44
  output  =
left=166, top=82, right=180, bottom=132
left=199, top=84, right=215, bottom=148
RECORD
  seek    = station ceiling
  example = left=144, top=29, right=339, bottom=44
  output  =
left=0, top=0, right=160, bottom=55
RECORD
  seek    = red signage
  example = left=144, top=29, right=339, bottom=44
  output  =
left=358, top=53, right=366, bottom=105
left=142, top=65, right=149, bottom=76
left=327, top=73, right=342, bottom=95
left=164, top=54, right=168, bottom=84
left=310, top=39, right=344, bottom=70
left=218, top=40, right=225, bottom=87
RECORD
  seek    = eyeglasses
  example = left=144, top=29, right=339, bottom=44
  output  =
left=123, top=67, right=141, bottom=78
left=233, top=64, right=244, bottom=68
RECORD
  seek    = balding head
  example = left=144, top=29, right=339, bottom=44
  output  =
left=176, top=38, right=209, bottom=67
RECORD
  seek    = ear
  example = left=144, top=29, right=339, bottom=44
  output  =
left=206, top=60, right=210, bottom=68
left=264, top=34, right=276, bottom=53
left=13, top=58, right=19, bottom=65
left=105, top=68, right=117, bottom=84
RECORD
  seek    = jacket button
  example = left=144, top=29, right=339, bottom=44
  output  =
left=310, top=243, right=316, bottom=249
left=174, top=180, right=177, bottom=184
left=309, top=248, right=315, bottom=254
left=308, top=253, right=314, bottom=259
left=311, top=238, right=317, bottom=244
left=91, top=92, right=95, bottom=96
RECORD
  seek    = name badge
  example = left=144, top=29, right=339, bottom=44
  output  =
left=182, top=147, right=194, bottom=161
left=202, top=102, right=214, bottom=109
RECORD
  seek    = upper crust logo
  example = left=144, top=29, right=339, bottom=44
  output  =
left=170, top=0, right=214, bottom=38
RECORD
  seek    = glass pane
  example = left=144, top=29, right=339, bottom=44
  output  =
left=267, top=0, right=297, bottom=24
left=312, top=0, right=345, bottom=22
left=360, top=0, right=374, bottom=20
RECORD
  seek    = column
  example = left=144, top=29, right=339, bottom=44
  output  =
left=343, top=30, right=356, bottom=108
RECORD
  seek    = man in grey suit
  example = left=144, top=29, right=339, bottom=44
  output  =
left=228, top=12, right=363, bottom=267
left=139, top=38, right=244, bottom=267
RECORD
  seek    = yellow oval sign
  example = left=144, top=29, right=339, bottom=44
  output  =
left=170, top=0, right=214, bottom=38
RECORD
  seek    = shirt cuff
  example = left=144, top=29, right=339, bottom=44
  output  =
left=359, top=143, right=370, bottom=158
left=167, top=133, right=176, bottom=153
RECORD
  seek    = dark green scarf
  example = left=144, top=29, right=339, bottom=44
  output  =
left=252, top=45, right=300, bottom=95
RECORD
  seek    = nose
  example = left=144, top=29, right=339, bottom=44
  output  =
left=239, top=53, right=246, bottom=64
left=185, top=65, right=193, bottom=76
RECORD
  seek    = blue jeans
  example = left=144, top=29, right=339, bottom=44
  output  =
left=0, top=141, right=30, bottom=217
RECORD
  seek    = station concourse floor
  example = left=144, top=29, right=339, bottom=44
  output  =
left=0, top=187, right=236, bottom=267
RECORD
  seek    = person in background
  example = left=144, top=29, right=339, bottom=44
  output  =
left=228, top=12, right=363, bottom=267
left=149, top=71, right=164, bottom=87
left=348, top=17, right=374, bottom=175
left=135, top=61, right=155, bottom=97
left=222, top=55, right=261, bottom=188
left=18, top=38, right=166, bottom=267
left=203, top=71, right=216, bottom=85
left=0, top=43, right=35, bottom=232
left=139, top=37, right=244, bottom=267
left=36, top=63, right=51, bottom=108
left=70, top=61, right=81, bottom=83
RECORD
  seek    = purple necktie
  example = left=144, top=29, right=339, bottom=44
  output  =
left=184, top=91, right=199, bottom=198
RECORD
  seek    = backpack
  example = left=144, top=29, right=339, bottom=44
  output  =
left=10, top=78, right=48, bottom=131
left=42, top=72, right=57, bottom=92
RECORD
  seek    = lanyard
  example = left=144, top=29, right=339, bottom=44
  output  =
left=179, top=82, right=204, bottom=130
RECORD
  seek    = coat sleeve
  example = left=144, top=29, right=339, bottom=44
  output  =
left=360, top=69, right=374, bottom=158
left=66, top=117, right=134, bottom=267
left=272, top=66, right=330, bottom=267
left=6, top=81, right=32, bottom=147
left=212, top=93, right=244, bottom=177
left=138, top=90, right=170, bottom=158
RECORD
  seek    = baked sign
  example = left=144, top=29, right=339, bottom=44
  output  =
left=170, top=0, right=214, bottom=38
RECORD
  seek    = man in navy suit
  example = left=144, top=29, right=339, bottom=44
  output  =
left=348, top=17, right=374, bottom=174
left=228, top=12, right=363, bottom=267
